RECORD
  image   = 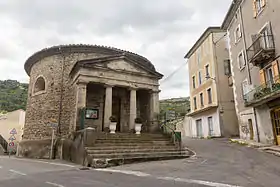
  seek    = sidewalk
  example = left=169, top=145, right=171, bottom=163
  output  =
left=229, top=138, right=270, bottom=148
left=230, top=138, right=280, bottom=157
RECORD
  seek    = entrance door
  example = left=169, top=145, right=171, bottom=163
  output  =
left=112, top=97, right=121, bottom=132
left=271, top=109, right=280, bottom=145
left=196, top=119, right=203, bottom=137
left=208, top=117, right=214, bottom=136
left=248, top=119, right=254, bottom=140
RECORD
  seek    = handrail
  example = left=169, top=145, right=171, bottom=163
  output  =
left=247, top=34, right=275, bottom=62
left=0, top=134, right=8, bottom=152
left=159, top=117, right=183, bottom=142
left=244, top=75, right=280, bottom=103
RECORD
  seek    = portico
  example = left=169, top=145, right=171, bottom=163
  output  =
left=71, top=53, right=162, bottom=133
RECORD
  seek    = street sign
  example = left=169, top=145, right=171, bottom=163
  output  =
left=10, top=128, right=17, bottom=135
left=8, top=135, right=16, bottom=141
left=47, top=123, right=58, bottom=128
left=8, top=142, right=14, bottom=147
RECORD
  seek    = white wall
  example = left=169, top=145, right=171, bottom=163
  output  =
left=189, top=108, right=221, bottom=138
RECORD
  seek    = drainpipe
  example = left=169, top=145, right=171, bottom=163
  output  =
left=58, top=47, right=66, bottom=135
left=253, top=107, right=260, bottom=142
left=239, top=4, right=260, bottom=142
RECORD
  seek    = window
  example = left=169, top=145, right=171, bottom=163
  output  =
left=192, top=76, right=196, bottom=89
left=207, top=88, right=212, bottom=104
left=238, top=51, right=246, bottom=69
left=224, top=60, right=232, bottom=76
left=234, top=24, right=242, bottom=43
left=33, top=76, right=46, bottom=95
left=253, top=0, right=266, bottom=17
left=193, top=97, right=197, bottom=110
left=196, top=119, right=203, bottom=137
left=200, top=93, right=204, bottom=107
left=198, top=71, right=202, bottom=85
left=205, top=65, right=210, bottom=79
left=242, top=79, right=249, bottom=100
left=208, top=117, right=214, bottom=136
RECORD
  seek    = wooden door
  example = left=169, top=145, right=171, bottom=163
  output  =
left=248, top=119, right=254, bottom=140
left=271, top=109, right=280, bottom=145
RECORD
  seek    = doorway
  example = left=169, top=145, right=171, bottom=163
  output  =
left=248, top=119, right=254, bottom=140
left=112, top=96, right=121, bottom=132
left=271, top=108, right=280, bottom=145
left=196, top=119, right=203, bottom=137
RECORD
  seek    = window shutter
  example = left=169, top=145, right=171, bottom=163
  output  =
left=242, top=51, right=246, bottom=67
left=272, top=60, right=279, bottom=80
left=238, top=24, right=242, bottom=38
left=261, top=0, right=266, bottom=7
left=253, top=0, right=257, bottom=18
left=259, top=69, right=266, bottom=85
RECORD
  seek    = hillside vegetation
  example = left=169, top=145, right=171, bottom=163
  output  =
left=0, top=80, right=28, bottom=113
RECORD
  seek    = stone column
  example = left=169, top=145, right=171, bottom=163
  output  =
left=149, top=90, right=160, bottom=132
left=129, top=88, right=137, bottom=131
left=103, top=85, right=113, bottom=131
left=74, top=82, right=87, bottom=131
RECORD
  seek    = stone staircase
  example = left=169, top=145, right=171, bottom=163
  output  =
left=84, top=133, right=191, bottom=168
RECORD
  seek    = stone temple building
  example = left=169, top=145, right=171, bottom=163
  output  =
left=19, top=45, right=189, bottom=164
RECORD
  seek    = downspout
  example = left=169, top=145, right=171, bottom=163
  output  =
left=58, top=47, right=66, bottom=135
left=239, top=5, right=260, bottom=142
left=212, top=34, right=224, bottom=137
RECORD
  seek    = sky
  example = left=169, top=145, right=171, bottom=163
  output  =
left=0, top=0, right=231, bottom=99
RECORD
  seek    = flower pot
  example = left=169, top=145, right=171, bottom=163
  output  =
left=109, top=122, right=117, bottom=134
left=135, top=123, right=142, bottom=135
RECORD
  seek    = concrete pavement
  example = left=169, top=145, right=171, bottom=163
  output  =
left=111, top=138, right=280, bottom=187
left=1, top=138, right=280, bottom=187
left=0, top=156, right=209, bottom=187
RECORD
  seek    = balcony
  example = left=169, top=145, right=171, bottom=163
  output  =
left=247, top=35, right=275, bottom=66
left=244, top=76, right=280, bottom=106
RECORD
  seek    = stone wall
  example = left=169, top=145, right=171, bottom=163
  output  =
left=24, top=52, right=106, bottom=140
left=85, top=84, right=105, bottom=131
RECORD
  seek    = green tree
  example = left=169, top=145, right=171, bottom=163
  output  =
left=0, top=80, right=28, bottom=112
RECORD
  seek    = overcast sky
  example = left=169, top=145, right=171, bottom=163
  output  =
left=0, top=0, right=231, bottom=99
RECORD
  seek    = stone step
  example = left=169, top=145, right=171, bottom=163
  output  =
left=95, top=139, right=171, bottom=143
left=85, top=145, right=176, bottom=150
left=97, top=133, right=165, bottom=138
left=93, top=142, right=174, bottom=147
left=96, top=136, right=169, bottom=140
left=86, top=148, right=180, bottom=154
left=264, top=150, right=280, bottom=157
left=89, top=151, right=187, bottom=159
left=90, top=154, right=189, bottom=168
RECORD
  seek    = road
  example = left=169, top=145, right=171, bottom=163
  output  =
left=0, top=156, right=208, bottom=187
left=1, top=138, right=280, bottom=187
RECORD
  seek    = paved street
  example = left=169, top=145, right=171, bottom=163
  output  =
left=1, top=138, right=280, bottom=187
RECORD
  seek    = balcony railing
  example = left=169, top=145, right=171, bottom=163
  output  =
left=244, top=75, right=280, bottom=105
left=247, top=34, right=275, bottom=66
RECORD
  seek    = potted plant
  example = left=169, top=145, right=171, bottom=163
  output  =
left=272, top=82, right=280, bottom=90
left=134, top=117, right=142, bottom=135
left=109, top=116, right=117, bottom=134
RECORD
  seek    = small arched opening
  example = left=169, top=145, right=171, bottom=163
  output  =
left=33, top=76, right=46, bottom=94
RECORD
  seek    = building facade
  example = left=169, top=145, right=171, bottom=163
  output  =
left=185, top=27, right=239, bottom=138
left=222, top=0, right=280, bottom=145
left=0, top=110, right=25, bottom=151
left=19, top=45, right=162, bottom=157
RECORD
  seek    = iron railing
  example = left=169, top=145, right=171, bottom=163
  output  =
left=244, top=75, right=280, bottom=104
left=0, top=134, right=8, bottom=152
left=247, top=34, right=275, bottom=63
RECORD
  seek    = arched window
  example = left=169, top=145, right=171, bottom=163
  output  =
left=33, top=76, right=46, bottom=94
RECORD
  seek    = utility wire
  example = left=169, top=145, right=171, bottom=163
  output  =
left=160, top=61, right=187, bottom=84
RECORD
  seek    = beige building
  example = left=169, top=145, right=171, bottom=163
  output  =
left=222, top=0, right=280, bottom=145
left=185, top=27, right=239, bottom=138
left=0, top=110, right=25, bottom=151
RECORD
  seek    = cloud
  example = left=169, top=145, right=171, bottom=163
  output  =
left=0, top=0, right=231, bottom=99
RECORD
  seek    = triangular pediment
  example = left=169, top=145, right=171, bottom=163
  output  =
left=105, top=59, right=149, bottom=75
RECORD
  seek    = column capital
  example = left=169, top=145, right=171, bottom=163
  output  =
left=149, top=89, right=161, bottom=94
left=104, top=83, right=114, bottom=88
